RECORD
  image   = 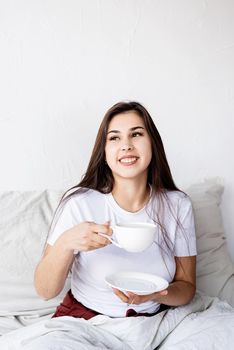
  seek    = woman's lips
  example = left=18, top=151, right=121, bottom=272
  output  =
left=119, top=157, right=138, bottom=165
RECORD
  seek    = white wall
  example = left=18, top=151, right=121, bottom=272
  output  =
left=0, top=0, right=233, bottom=259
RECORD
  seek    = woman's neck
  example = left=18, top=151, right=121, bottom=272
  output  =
left=112, top=180, right=150, bottom=213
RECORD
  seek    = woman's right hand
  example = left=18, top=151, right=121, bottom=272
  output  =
left=55, top=222, right=112, bottom=253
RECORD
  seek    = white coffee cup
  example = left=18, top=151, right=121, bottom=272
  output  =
left=99, top=222, right=156, bottom=253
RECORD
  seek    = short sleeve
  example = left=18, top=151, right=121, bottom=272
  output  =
left=174, top=196, right=197, bottom=257
left=47, top=198, right=79, bottom=246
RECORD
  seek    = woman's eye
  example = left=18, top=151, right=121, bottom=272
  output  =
left=109, top=136, right=120, bottom=141
left=132, top=132, right=143, bottom=137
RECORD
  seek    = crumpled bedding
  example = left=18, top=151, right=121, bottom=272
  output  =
left=0, top=293, right=234, bottom=350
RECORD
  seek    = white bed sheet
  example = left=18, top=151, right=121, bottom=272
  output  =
left=0, top=293, right=233, bottom=350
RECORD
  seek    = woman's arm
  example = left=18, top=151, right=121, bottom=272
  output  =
left=113, top=255, right=196, bottom=306
left=34, top=241, right=75, bottom=300
left=152, top=255, right=196, bottom=306
left=34, top=222, right=112, bottom=300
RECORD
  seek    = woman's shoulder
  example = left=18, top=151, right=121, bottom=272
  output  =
left=64, top=188, right=106, bottom=206
left=155, top=190, right=193, bottom=221
left=165, top=190, right=187, bottom=200
left=163, top=190, right=192, bottom=209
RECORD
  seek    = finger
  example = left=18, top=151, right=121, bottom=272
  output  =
left=91, top=223, right=112, bottom=236
left=112, top=288, right=129, bottom=303
left=152, top=289, right=168, bottom=297
left=126, top=292, right=144, bottom=305
left=85, top=238, right=111, bottom=251
left=126, top=292, right=136, bottom=298
left=76, top=233, right=109, bottom=251
left=104, top=221, right=113, bottom=234
left=91, top=234, right=110, bottom=246
left=159, top=289, right=168, bottom=296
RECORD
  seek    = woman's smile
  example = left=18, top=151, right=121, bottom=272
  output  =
left=118, top=155, right=139, bottom=166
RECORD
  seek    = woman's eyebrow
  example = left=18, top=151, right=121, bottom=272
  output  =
left=131, top=126, right=145, bottom=131
left=107, top=130, right=120, bottom=134
left=107, top=126, right=145, bottom=134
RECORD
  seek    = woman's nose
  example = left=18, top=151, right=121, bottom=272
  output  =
left=121, top=144, right=134, bottom=151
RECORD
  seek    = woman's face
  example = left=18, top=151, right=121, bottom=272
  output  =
left=105, top=111, right=152, bottom=182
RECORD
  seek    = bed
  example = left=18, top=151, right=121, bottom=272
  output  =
left=0, top=179, right=234, bottom=349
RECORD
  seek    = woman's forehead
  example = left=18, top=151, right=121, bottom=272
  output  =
left=108, top=112, right=144, bottom=131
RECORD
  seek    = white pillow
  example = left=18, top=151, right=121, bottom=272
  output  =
left=0, top=180, right=233, bottom=318
left=186, top=179, right=234, bottom=306
left=0, top=190, right=70, bottom=316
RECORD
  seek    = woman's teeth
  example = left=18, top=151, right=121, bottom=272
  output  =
left=120, top=157, right=138, bottom=164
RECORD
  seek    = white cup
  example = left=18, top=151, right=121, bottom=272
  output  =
left=99, top=222, right=156, bottom=253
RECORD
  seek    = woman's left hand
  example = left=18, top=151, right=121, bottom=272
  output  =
left=112, top=288, right=168, bottom=305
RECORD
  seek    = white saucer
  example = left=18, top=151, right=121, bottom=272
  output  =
left=105, top=271, right=169, bottom=295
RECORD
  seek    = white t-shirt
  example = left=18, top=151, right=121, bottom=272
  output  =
left=47, top=188, right=196, bottom=317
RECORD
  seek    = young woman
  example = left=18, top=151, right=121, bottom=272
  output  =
left=34, top=101, right=196, bottom=320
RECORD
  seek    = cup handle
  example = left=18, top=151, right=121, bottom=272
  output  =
left=98, top=232, right=122, bottom=248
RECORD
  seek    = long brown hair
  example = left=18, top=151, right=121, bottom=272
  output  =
left=50, top=101, right=189, bottom=265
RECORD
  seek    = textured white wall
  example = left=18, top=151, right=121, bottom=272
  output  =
left=0, top=0, right=233, bottom=259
